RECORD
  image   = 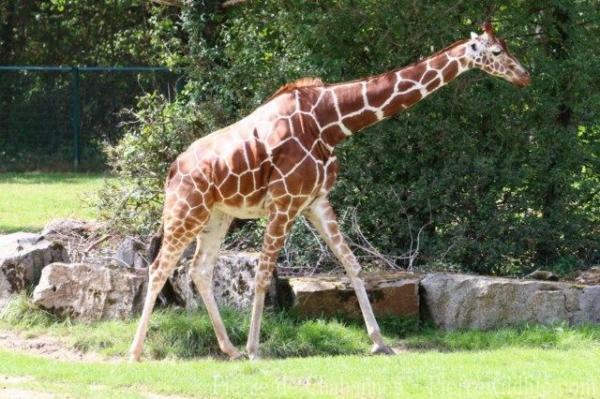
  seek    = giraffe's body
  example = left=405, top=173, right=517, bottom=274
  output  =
left=130, top=22, right=530, bottom=361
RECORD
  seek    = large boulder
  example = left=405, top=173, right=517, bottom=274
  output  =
left=168, top=252, right=276, bottom=310
left=420, top=273, right=600, bottom=330
left=279, top=272, right=421, bottom=319
left=0, top=232, right=69, bottom=308
left=114, top=237, right=148, bottom=269
left=33, top=263, right=147, bottom=321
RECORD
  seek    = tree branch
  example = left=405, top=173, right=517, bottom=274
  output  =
left=221, top=0, right=247, bottom=9
left=150, top=0, right=182, bottom=7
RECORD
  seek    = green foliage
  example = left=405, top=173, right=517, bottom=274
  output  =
left=0, top=0, right=182, bottom=170
left=0, top=0, right=182, bottom=66
left=99, top=0, right=600, bottom=274
left=95, top=93, right=227, bottom=234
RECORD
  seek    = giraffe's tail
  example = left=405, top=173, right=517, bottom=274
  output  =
left=147, top=164, right=176, bottom=265
left=147, top=220, right=164, bottom=265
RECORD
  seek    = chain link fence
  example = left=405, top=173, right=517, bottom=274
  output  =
left=0, top=66, right=180, bottom=171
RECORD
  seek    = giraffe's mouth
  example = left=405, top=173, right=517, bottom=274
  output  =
left=513, top=75, right=531, bottom=87
left=512, top=71, right=531, bottom=88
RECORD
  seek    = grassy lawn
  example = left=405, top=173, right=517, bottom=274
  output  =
left=1, top=346, right=599, bottom=399
left=0, top=172, right=105, bottom=233
left=2, top=295, right=600, bottom=398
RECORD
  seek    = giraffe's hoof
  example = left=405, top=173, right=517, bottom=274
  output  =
left=129, top=353, right=142, bottom=363
left=247, top=352, right=261, bottom=361
left=227, top=350, right=244, bottom=361
left=371, top=343, right=395, bottom=355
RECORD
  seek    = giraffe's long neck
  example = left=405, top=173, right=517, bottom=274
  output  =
left=317, top=40, right=470, bottom=147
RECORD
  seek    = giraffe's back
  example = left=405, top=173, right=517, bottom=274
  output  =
left=165, top=91, right=334, bottom=220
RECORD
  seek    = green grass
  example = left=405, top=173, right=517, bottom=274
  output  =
left=3, top=293, right=600, bottom=359
left=0, top=293, right=417, bottom=359
left=1, top=344, right=599, bottom=398
left=0, top=172, right=105, bottom=233
left=2, top=295, right=600, bottom=397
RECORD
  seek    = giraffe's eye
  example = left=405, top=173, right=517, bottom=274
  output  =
left=492, top=49, right=502, bottom=56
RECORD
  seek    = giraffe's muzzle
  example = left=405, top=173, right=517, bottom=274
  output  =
left=514, top=73, right=531, bottom=88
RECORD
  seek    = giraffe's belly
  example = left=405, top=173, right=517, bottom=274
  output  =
left=214, top=203, right=268, bottom=219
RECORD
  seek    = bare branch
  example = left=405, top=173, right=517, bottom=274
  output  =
left=150, top=0, right=182, bottom=7
left=221, top=0, right=247, bottom=9
left=84, top=234, right=112, bottom=253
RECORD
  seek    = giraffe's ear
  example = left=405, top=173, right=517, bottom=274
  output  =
left=470, top=32, right=478, bottom=40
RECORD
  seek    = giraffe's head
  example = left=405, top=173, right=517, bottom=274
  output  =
left=466, top=21, right=530, bottom=87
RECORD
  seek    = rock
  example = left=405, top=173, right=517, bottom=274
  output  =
left=33, top=262, right=147, bottom=321
left=41, top=219, right=100, bottom=237
left=167, top=252, right=276, bottom=310
left=420, top=273, right=600, bottom=330
left=114, top=237, right=147, bottom=268
left=575, top=267, right=600, bottom=285
left=279, top=272, right=421, bottom=319
left=576, top=285, right=600, bottom=324
left=0, top=232, right=69, bottom=308
left=525, top=270, right=559, bottom=281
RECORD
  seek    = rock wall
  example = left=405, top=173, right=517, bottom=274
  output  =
left=2, top=224, right=597, bottom=329
left=420, top=273, right=600, bottom=330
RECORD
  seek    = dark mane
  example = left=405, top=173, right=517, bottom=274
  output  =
left=268, top=77, right=325, bottom=101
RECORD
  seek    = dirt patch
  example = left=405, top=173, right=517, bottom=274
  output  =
left=0, top=329, right=108, bottom=362
left=0, top=375, right=55, bottom=399
left=0, top=387, right=57, bottom=399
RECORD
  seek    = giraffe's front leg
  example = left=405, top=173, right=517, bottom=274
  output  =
left=189, top=211, right=242, bottom=360
left=246, top=209, right=297, bottom=360
left=304, top=197, right=394, bottom=355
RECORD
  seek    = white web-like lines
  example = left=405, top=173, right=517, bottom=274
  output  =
left=164, top=42, right=474, bottom=231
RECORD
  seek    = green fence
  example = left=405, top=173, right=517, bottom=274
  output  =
left=0, top=66, right=180, bottom=171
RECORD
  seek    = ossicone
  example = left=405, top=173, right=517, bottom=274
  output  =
left=481, top=20, right=495, bottom=37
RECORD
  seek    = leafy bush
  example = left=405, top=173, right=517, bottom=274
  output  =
left=95, top=92, right=227, bottom=234
left=97, top=0, right=600, bottom=275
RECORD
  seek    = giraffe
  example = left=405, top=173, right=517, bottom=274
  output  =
left=129, top=21, right=530, bottom=362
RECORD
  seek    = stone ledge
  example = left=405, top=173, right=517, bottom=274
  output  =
left=420, top=273, right=600, bottom=330
left=278, top=272, right=421, bottom=319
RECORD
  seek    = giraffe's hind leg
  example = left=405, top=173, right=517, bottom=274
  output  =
left=129, top=208, right=210, bottom=362
left=188, top=210, right=242, bottom=359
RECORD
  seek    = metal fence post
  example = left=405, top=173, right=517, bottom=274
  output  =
left=70, top=66, right=81, bottom=170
